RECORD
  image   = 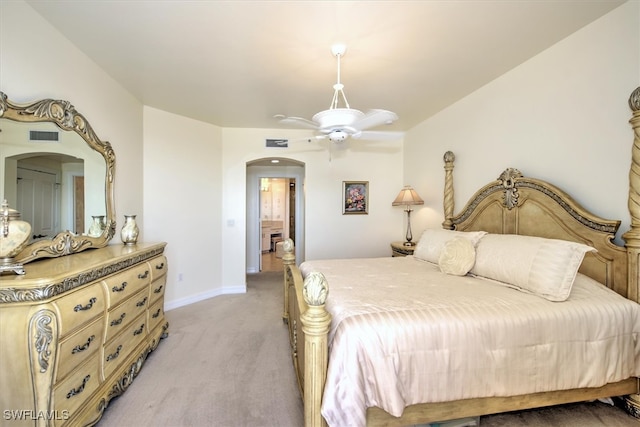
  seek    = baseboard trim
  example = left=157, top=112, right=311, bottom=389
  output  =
left=165, top=285, right=246, bottom=311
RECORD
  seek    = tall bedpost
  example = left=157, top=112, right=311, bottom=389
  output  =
left=622, top=87, right=640, bottom=420
left=623, top=87, right=640, bottom=304
left=282, top=238, right=295, bottom=322
left=442, top=151, right=456, bottom=230
left=300, top=271, right=331, bottom=427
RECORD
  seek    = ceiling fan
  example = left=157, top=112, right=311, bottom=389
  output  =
left=278, top=44, right=402, bottom=144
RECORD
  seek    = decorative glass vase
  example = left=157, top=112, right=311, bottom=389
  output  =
left=0, top=199, right=31, bottom=275
left=88, top=215, right=106, bottom=237
left=120, top=214, right=139, bottom=245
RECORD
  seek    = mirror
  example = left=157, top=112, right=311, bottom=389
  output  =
left=0, top=92, right=115, bottom=264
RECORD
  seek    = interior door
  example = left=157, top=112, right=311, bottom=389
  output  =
left=16, top=167, right=59, bottom=241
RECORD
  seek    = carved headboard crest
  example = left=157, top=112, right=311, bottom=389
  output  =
left=498, top=168, right=522, bottom=210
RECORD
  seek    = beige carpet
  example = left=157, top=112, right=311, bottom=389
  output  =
left=97, top=271, right=639, bottom=427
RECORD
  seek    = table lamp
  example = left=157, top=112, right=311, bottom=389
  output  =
left=392, top=185, right=424, bottom=246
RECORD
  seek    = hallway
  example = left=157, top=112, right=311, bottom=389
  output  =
left=261, top=250, right=283, bottom=272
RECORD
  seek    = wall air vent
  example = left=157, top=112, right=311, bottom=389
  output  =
left=265, top=138, right=288, bottom=148
left=30, top=130, right=59, bottom=142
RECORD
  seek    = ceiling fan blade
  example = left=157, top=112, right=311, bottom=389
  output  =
left=279, top=116, right=319, bottom=130
left=286, top=135, right=327, bottom=144
left=352, top=130, right=405, bottom=140
left=351, top=109, right=398, bottom=131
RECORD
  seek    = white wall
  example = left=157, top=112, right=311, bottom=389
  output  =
left=404, top=1, right=640, bottom=245
left=142, top=107, right=224, bottom=309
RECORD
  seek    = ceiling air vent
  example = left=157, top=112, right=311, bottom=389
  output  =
left=30, top=130, right=59, bottom=142
left=265, top=138, right=288, bottom=148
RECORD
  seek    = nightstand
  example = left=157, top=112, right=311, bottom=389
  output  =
left=391, top=241, right=416, bottom=257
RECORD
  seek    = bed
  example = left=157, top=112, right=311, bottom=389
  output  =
left=281, top=86, right=640, bottom=427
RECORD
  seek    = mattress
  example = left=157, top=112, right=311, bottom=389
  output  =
left=299, top=256, right=640, bottom=427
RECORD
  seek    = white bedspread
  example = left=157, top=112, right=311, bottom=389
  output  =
left=299, top=256, right=640, bottom=427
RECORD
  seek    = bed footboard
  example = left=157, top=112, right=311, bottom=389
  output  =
left=282, top=239, right=331, bottom=427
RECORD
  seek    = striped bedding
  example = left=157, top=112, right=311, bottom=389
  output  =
left=299, top=256, right=640, bottom=427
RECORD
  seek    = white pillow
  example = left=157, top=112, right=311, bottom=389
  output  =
left=438, top=237, right=476, bottom=276
left=413, top=228, right=487, bottom=264
left=470, top=234, right=596, bottom=301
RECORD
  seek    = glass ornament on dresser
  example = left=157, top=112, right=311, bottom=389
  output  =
left=0, top=199, right=31, bottom=275
left=120, top=215, right=139, bottom=245
left=88, top=215, right=106, bottom=237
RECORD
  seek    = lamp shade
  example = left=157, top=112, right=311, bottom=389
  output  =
left=392, top=186, right=424, bottom=206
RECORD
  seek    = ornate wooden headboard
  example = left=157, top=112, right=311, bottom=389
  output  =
left=441, top=87, right=640, bottom=303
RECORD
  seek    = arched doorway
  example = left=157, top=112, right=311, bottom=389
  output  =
left=246, top=158, right=305, bottom=273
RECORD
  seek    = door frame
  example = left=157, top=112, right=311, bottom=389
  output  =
left=246, top=160, right=305, bottom=273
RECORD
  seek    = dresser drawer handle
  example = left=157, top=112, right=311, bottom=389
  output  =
left=133, top=323, right=145, bottom=336
left=112, top=282, right=127, bottom=292
left=136, top=297, right=148, bottom=307
left=74, top=297, right=97, bottom=312
left=66, top=375, right=90, bottom=399
left=110, top=313, right=126, bottom=326
left=71, top=335, right=95, bottom=354
left=155, top=262, right=165, bottom=270
left=138, top=270, right=149, bottom=279
left=153, top=285, right=163, bottom=294
left=106, top=345, right=122, bottom=362
left=152, top=308, right=161, bottom=319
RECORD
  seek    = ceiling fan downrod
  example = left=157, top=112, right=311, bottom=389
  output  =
left=330, top=44, right=350, bottom=110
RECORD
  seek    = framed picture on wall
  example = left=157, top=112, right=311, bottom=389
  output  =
left=343, top=181, right=369, bottom=215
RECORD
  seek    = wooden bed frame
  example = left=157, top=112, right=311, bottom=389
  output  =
left=282, top=86, right=640, bottom=427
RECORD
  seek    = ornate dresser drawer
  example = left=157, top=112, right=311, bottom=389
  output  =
left=56, top=318, right=105, bottom=382
left=103, top=262, right=151, bottom=307
left=149, top=274, right=167, bottom=305
left=103, top=312, right=148, bottom=379
left=0, top=242, right=168, bottom=427
left=54, top=283, right=106, bottom=337
left=148, top=296, right=166, bottom=332
left=150, top=255, right=168, bottom=282
left=105, top=288, right=149, bottom=342
left=53, top=355, right=102, bottom=417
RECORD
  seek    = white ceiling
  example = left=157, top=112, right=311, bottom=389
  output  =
left=25, top=0, right=626, bottom=132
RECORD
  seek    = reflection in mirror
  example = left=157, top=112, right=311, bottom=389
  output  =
left=2, top=120, right=107, bottom=239
left=0, top=92, right=115, bottom=264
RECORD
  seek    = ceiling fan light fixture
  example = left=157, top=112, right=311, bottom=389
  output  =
left=328, top=130, right=348, bottom=142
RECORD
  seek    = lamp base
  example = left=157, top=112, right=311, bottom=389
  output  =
left=403, top=241, right=416, bottom=247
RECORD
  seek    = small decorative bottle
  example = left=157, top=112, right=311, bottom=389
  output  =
left=0, top=199, right=31, bottom=275
left=120, top=214, right=139, bottom=245
left=88, top=215, right=106, bottom=237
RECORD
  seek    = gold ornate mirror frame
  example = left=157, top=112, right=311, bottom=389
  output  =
left=0, top=91, right=116, bottom=263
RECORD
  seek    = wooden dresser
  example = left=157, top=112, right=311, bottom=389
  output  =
left=0, top=242, right=168, bottom=426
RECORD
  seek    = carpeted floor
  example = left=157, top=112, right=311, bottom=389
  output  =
left=97, top=271, right=639, bottom=426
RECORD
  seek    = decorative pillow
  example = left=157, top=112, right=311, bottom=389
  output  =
left=438, top=237, right=476, bottom=276
left=470, top=234, right=596, bottom=301
left=413, top=228, right=487, bottom=264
